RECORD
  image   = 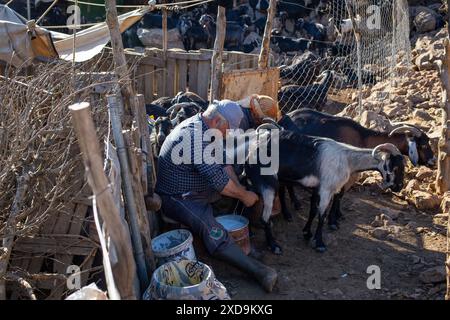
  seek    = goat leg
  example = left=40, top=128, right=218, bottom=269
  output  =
left=303, top=188, right=319, bottom=241
left=261, top=187, right=282, bottom=255
left=287, top=185, right=301, bottom=210
left=328, top=189, right=345, bottom=230
left=278, top=185, right=293, bottom=222
left=313, top=188, right=333, bottom=253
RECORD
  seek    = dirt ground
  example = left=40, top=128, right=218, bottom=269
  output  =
left=200, top=184, right=447, bottom=300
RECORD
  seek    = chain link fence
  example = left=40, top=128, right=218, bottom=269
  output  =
left=277, top=0, right=411, bottom=113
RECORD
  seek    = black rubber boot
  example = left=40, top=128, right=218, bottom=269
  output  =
left=214, top=242, right=278, bottom=293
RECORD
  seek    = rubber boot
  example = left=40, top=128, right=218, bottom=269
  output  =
left=214, top=242, right=278, bottom=293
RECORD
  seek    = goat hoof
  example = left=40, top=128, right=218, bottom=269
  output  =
left=328, top=224, right=339, bottom=231
left=269, top=243, right=282, bottom=255
left=315, top=245, right=327, bottom=253
left=303, top=231, right=312, bottom=241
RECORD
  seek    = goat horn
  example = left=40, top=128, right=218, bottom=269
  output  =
left=388, top=125, right=421, bottom=138
left=166, top=104, right=182, bottom=117
left=372, top=143, right=402, bottom=158
left=261, top=117, right=282, bottom=129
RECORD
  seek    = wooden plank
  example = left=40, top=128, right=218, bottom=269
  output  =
left=14, top=236, right=98, bottom=256
left=178, top=59, right=188, bottom=92
left=166, top=58, right=176, bottom=97
left=154, top=69, right=166, bottom=98
left=198, top=60, right=210, bottom=101
left=188, top=60, right=199, bottom=93
left=143, top=64, right=154, bottom=103
left=220, top=67, right=280, bottom=101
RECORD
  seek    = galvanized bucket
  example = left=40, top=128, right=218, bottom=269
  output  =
left=216, top=214, right=251, bottom=255
left=151, top=229, right=196, bottom=266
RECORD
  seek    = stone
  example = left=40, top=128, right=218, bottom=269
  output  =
left=371, top=227, right=390, bottom=240
left=413, top=109, right=434, bottom=122
left=440, top=192, right=450, bottom=213
left=382, top=208, right=401, bottom=220
left=413, top=8, right=439, bottom=33
left=371, top=215, right=384, bottom=228
left=415, top=167, right=435, bottom=180
left=412, top=190, right=441, bottom=210
left=405, top=179, right=420, bottom=194
left=419, top=266, right=446, bottom=284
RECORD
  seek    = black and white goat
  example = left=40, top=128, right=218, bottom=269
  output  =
left=244, top=119, right=405, bottom=254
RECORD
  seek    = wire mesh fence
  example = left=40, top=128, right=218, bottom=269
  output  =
left=277, top=0, right=411, bottom=113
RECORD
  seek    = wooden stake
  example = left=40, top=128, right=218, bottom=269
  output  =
left=107, top=95, right=149, bottom=292
left=210, top=6, right=226, bottom=101
left=258, top=0, right=276, bottom=69
left=105, top=0, right=136, bottom=114
left=69, top=102, right=137, bottom=300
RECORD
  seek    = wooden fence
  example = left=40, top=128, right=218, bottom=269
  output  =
left=128, top=48, right=264, bottom=103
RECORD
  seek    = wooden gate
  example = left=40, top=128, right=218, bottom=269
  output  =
left=130, top=48, right=262, bottom=103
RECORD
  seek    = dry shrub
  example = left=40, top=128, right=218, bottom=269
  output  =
left=0, top=51, right=118, bottom=240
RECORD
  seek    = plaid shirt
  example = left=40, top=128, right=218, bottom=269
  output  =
left=155, top=114, right=230, bottom=195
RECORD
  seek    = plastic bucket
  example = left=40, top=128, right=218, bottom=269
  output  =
left=143, top=260, right=230, bottom=300
left=216, top=215, right=251, bottom=255
left=151, top=229, right=196, bottom=266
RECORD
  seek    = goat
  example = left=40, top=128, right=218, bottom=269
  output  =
left=178, top=15, right=208, bottom=51
left=294, top=18, right=327, bottom=54
left=279, top=51, right=321, bottom=86
left=171, top=91, right=208, bottom=109
left=245, top=119, right=405, bottom=254
left=283, top=109, right=435, bottom=227
left=270, top=31, right=312, bottom=54
left=166, top=102, right=204, bottom=126
left=278, top=70, right=334, bottom=111
left=154, top=117, right=173, bottom=155
left=199, top=14, right=248, bottom=51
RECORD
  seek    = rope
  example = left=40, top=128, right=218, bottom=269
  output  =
left=65, top=0, right=208, bottom=9
left=36, top=0, right=60, bottom=25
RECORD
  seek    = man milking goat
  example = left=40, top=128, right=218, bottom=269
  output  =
left=156, top=100, right=278, bottom=293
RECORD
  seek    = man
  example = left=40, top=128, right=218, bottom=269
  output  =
left=156, top=100, right=278, bottom=293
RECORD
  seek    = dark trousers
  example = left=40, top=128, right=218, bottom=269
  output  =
left=160, top=192, right=232, bottom=255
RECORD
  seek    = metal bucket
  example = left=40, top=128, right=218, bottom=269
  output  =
left=151, top=229, right=196, bottom=266
left=143, top=260, right=230, bottom=300
left=216, top=215, right=251, bottom=255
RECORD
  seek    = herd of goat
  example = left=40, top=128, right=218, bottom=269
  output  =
left=148, top=90, right=436, bottom=255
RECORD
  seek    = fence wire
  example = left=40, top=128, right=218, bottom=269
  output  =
left=278, top=0, right=411, bottom=113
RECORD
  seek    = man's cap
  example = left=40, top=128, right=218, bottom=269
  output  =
left=238, top=94, right=281, bottom=122
left=213, top=99, right=244, bottom=129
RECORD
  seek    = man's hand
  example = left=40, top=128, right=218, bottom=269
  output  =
left=241, top=190, right=259, bottom=207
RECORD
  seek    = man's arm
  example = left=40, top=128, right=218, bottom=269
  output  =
left=221, top=178, right=259, bottom=207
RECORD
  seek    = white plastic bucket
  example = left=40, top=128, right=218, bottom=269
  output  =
left=151, top=229, right=196, bottom=266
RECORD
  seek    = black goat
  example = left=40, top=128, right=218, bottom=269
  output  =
left=178, top=15, right=208, bottom=51
left=278, top=70, right=334, bottom=111
left=270, top=31, right=312, bottom=54
left=200, top=14, right=247, bottom=51
left=245, top=119, right=405, bottom=253
left=279, top=51, right=321, bottom=86
left=294, top=18, right=327, bottom=54
left=166, top=102, right=204, bottom=126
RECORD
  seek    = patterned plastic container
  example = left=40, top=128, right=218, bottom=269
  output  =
left=143, top=260, right=230, bottom=300
left=151, top=229, right=196, bottom=266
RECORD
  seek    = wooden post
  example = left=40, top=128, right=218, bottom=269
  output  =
left=210, top=6, right=226, bottom=102
left=162, top=5, right=168, bottom=97
left=69, top=102, right=137, bottom=300
left=258, top=0, right=276, bottom=69
left=107, top=95, right=149, bottom=292
left=105, top=0, right=136, bottom=114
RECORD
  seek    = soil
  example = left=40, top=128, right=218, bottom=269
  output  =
left=200, top=185, right=447, bottom=300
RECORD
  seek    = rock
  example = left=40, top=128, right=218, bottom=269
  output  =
left=405, top=179, right=420, bottom=194
left=371, top=215, right=384, bottom=228
left=405, top=221, right=418, bottom=230
left=440, top=192, right=450, bottom=213
left=411, top=190, right=441, bottom=210
left=413, top=8, right=439, bottom=33
left=384, top=103, right=404, bottom=118
left=371, top=227, right=390, bottom=240
left=415, top=52, right=438, bottom=71
left=382, top=208, right=401, bottom=220
left=419, top=266, right=446, bottom=284
left=413, top=109, right=434, bottom=122
left=416, top=167, right=434, bottom=180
